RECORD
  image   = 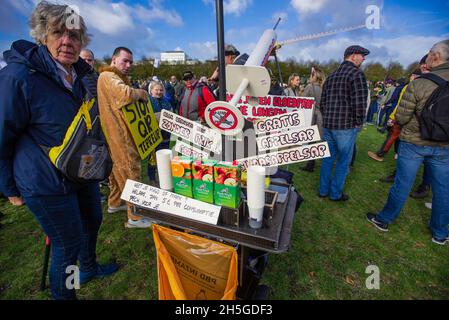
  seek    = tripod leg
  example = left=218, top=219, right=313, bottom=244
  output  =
left=40, top=236, right=51, bottom=291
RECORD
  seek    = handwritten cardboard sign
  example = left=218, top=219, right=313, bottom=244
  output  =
left=174, top=140, right=210, bottom=159
left=256, top=125, right=321, bottom=151
left=229, top=94, right=315, bottom=126
left=121, top=179, right=221, bottom=225
left=253, top=110, right=306, bottom=135
left=123, top=100, right=162, bottom=160
left=159, top=110, right=222, bottom=154
left=237, top=142, right=330, bottom=171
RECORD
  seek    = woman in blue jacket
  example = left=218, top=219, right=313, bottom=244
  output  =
left=0, top=2, right=117, bottom=299
left=147, top=81, right=173, bottom=185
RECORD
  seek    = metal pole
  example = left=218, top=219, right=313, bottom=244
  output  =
left=273, top=50, right=283, bottom=87
left=216, top=0, right=226, bottom=101
left=215, top=0, right=234, bottom=161
left=40, top=236, right=51, bottom=291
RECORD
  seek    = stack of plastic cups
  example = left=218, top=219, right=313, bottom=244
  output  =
left=246, top=165, right=266, bottom=229
left=156, top=149, right=173, bottom=191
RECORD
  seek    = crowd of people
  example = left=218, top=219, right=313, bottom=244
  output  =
left=0, top=1, right=448, bottom=300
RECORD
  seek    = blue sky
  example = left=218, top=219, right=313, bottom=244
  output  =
left=1, top=0, right=448, bottom=67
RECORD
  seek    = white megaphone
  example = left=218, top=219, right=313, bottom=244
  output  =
left=205, top=29, right=277, bottom=136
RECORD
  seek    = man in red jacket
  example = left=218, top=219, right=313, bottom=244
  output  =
left=179, top=70, right=216, bottom=122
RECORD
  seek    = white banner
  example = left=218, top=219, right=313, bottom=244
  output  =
left=174, top=140, right=209, bottom=159
left=237, top=142, right=330, bottom=170
left=256, top=125, right=322, bottom=151
left=121, top=179, right=221, bottom=225
left=230, top=94, right=315, bottom=126
left=253, top=110, right=306, bottom=135
left=159, top=110, right=222, bottom=154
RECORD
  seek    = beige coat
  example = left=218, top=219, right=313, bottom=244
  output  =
left=97, top=66, right=144, bottom=219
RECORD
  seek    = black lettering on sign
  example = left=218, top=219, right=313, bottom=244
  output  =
left=138, top=120, right=149, bottom=138
left=124, top=105, right=137, bottom=124
left=137, top=100, right=148, bottom=117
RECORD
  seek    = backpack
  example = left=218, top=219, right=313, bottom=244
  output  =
left=418, top=74, right=449, bottom=142
left=41, top=98, right=113, bottom=183
left=197, top=82, right=217, bottom=102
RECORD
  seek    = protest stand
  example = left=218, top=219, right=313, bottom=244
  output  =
left=122, top=177, right=299, bottom=299
left=118, top=1, right=329, bottom=300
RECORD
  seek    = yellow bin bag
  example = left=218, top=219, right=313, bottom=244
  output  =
left=153, top=224, right=238, bottom=300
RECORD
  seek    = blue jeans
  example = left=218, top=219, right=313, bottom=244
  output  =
left=319, top=128, right=358, bottom=199
left=377, top=141, right=449, bottom=239
left=24, top=183, right=102, bottom=300
left=366, top=100, right=378, bottom=123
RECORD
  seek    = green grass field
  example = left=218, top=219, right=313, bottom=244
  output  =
left=1, top=125, right=448, bottom=300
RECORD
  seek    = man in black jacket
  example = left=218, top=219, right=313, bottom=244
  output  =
left=319, top=45, right=369, bottom=201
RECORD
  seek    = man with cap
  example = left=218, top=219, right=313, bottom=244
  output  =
left=179, top=70, right=216, bottom=122
left=318, top=45, right=370, bottom=201
left=209, top=44, right=248, bottom=82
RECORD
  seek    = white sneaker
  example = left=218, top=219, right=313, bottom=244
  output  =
left=425, top=202, right=432, bottom=210
left=107, top=204, right=128, bottom=213
left=125, top=218, right=154, bottom=229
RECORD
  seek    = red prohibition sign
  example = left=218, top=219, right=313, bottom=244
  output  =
left=209, top=106, right=238, bottom=130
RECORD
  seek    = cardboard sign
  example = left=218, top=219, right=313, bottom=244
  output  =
left=253, top=110, right=306, bottom=135
left=256, top=125, right=321, bottom=151
left=121, top=179, right=221, bottom=225
left=229, top=94, right=315, bottom=126
left=174, top=140, right=209, bottom=159
left=123, top=100, right=162, bottom=160
left=159, top=110, right=222, bottom=154
left=204, top=101, right=245, bottom=136
left=237, top=142, right=330, bottom=171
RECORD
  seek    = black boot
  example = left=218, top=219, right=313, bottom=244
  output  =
left=410, top=184, right=430, bottom=199
left=380, top=171, right=396, bottom=183
left=300, top=160, right=315, bottom=172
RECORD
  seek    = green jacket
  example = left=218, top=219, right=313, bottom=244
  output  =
left=396, top=62, right=449, bottom=147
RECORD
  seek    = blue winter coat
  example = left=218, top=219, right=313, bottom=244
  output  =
left=150, top=96, right=172, bottom=141
left=0, top=40, right=93, bottom=197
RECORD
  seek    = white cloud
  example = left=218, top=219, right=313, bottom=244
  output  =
left=290, top=0, right=327, bottom=14
left=9, top=0, right=35, bottom=15
left=188, top=41, right=218, bottom=60
left=135, top=1, right=183, bottom=27
left=276, top=34, right=447, bottom=67
left=224, top=0, right=253, bottom=16
left=272, top=11, right=288, bottom=25
left=202, top=0, right=253, bottom=16
left=66, top=0, right=135, bottom=34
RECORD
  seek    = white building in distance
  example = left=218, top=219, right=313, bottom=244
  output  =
left=161, top=51, right=186, bottom=65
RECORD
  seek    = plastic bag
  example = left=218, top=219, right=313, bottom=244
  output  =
left=153, top=224, right=238, bottom=300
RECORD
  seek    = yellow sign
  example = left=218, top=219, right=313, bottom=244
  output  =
left=123, top=100, right=162, bottom=160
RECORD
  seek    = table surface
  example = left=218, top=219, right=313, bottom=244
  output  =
left=135, top=186, right=298, bottom=253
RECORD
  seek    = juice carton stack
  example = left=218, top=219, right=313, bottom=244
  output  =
left=213, top=161, right=241, bottom=208
left=171, top=156, right=193, bottom=198
left=192, top=159, right=217, bottom=204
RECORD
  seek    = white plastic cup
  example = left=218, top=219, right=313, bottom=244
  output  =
left=156, top=149, right=173, bottom=190
left=247, top=166, right=266, bottom=229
